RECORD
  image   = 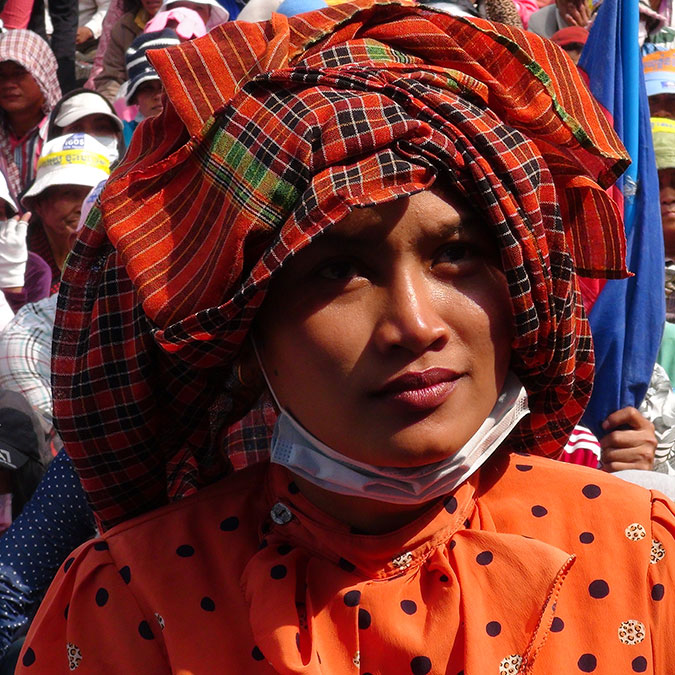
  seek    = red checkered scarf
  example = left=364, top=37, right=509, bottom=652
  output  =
left=0, top=30, right=61, bottom=199
left=53, top=0, right=629, bottom=530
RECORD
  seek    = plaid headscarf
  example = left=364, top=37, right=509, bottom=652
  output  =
left=53, top=0, right=629, bottom=530
left=0, top=30, right=61, bottom=199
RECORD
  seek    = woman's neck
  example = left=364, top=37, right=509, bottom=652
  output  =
left=292, top=474, right=434, bottom=534
left=43, top=228, right=74, bottom=271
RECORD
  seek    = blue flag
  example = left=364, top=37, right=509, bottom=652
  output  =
left=578, top=0, right=665, bottom=437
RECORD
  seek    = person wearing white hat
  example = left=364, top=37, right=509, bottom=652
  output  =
left=46, top=89, right=124, bottom=162
left=644, top=49, right=675, bottom=121
left=21, top=133, right=111, bottom=291
left=158, top=0, right=228, bottom=29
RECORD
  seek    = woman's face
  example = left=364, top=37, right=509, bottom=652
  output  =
left=0, top=60, right=44, bottom=117
left=63, top=113, right=118, bottom=138
left=33, top=185, right=91, bottom=245
left=256, top=187, right=513, bottom=467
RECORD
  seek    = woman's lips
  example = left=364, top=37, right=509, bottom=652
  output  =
left=372, top=368, right=461, bottom=412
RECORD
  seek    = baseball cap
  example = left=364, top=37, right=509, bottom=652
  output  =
left=0, top=390, right=48, bottom=472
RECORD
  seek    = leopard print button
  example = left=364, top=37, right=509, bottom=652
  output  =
left=618, top=620, right=645, bottom=645
left=499, top=654, right=522, bottom=674
left=66, top=643, right=82, bottom=671
left=651, top=539, right=666, bottom=564
left=155, top=613, right=165, bottom=630
left=625, top=523, right=646, bottom=541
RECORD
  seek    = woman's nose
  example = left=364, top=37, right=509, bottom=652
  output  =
left=372, top=271, right=449, bottom=355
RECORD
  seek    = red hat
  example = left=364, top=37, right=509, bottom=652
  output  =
left=551, top=26, right=589, bottom=48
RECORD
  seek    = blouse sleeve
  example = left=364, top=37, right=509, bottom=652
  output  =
left=648, top=493, right=675, bottom=673
left=15, top=538, right=168, bottom=673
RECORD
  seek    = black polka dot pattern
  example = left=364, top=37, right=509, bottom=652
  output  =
left=95, top=588, right=109, bottom=607
left=577, top=653, right=597, bottom=672
left=138, top=621, right=154, bottom=640
left=651, top=584, right=665, bottom=601
left=515, top=464, right=533, bottom=472
left=270, top=564, right=287, bottom=580
left=588, top=580, right=609, bottom=599
left=579, top=532, right=595, bottom=544
left=632, top=656, right=647, bottom=672
left=486, top=621, right=501, bottom=636
left=401, top=600, right=417, bottom=615
left=358, top=608, right=371, bottom=629
left=476, top=551, right=493, bottom=565
left=220, top=516, right=239, bottom=531
left=582, top=484, right=601, bottom=499
left=93, top=541, right=109, bottom=551
left=288, top=481, right=300, bottom=494
left=444, top=496, right=458, bottom=514
left=531, top=505, right=548, bottom=517
left=277, top=543, right=293, bottom=555
left=550, top=617, right=564, bottom=632
left=439, top=575, right=449, bottom=582
left=200, top=596, right=215, bottom=612
left=64, top=604, right=69, bottom=619
left=22, top=647, right=35, bottom=666
left=344, top=590, right=361, bottom=606
left=410, top=655, right=432, bottom=674
left=118, top=566, right=131, bottom=584
left=251, top=646, right=265, bottom=661
left=63, top=557, right=75, bottom=573
left=176, top=545, right=195, bottom=557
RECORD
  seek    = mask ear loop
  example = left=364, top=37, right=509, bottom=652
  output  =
left=251, top=338, right=285, bottom=412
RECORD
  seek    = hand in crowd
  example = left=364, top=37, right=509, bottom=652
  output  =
left=559, top=0, right=592, bottom=29
left=0, top=213, right=29, bottom=292
left=600, top=406, right=657, bottom=472
left=76, top=27, right=94, bottom=46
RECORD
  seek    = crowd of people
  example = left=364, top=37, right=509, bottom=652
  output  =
left=0, top=0, right=671, bottom=671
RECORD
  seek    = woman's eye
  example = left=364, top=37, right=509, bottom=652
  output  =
left=316, top=260, right=360, bottom=281
left=435, top=242, right=476, bottom=265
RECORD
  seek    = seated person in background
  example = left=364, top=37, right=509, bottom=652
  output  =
left=0, top=30, right=61, bottom=202
left=21, top=133, right=112, bottom=294
left=643, top=49, right=675, bottom=120
left=122, top=29, right=180, bottom=144
left=76, top=0, right=111, bottom=58
left=0, top=390, right=51, bottom=534
left=93, top=0, right=162, bottom=103
left=45, top=89, right=123, bottom=159
left=0, top=174, right=50, bottom=319
left=157, top=0, right=229, bottom=29
left=144, top=6, right=206, bottom=38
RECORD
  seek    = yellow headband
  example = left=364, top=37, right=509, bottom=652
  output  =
left=37, top=150, right=110, bottom=175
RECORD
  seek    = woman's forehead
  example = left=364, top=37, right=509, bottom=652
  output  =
left=322, top=189, right=482, bottom=246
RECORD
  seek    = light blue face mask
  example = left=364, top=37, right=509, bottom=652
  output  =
left=255, top=341, right=529, bottom=504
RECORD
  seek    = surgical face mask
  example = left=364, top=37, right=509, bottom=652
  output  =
left=256, top=341, right=529, bottom=504
left=0, top=493, right=12, bottom=534
left=90, top=135, right=119, bottom=164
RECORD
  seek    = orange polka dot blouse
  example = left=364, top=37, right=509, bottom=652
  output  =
left=17, top=452, right=675, bottom=674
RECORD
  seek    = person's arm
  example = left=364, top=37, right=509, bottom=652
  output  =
left=81, top=0, right=110, bottom=40
left=93, top=19, right=127, bottom=102
left=0, top=450, right=96, bottom=658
